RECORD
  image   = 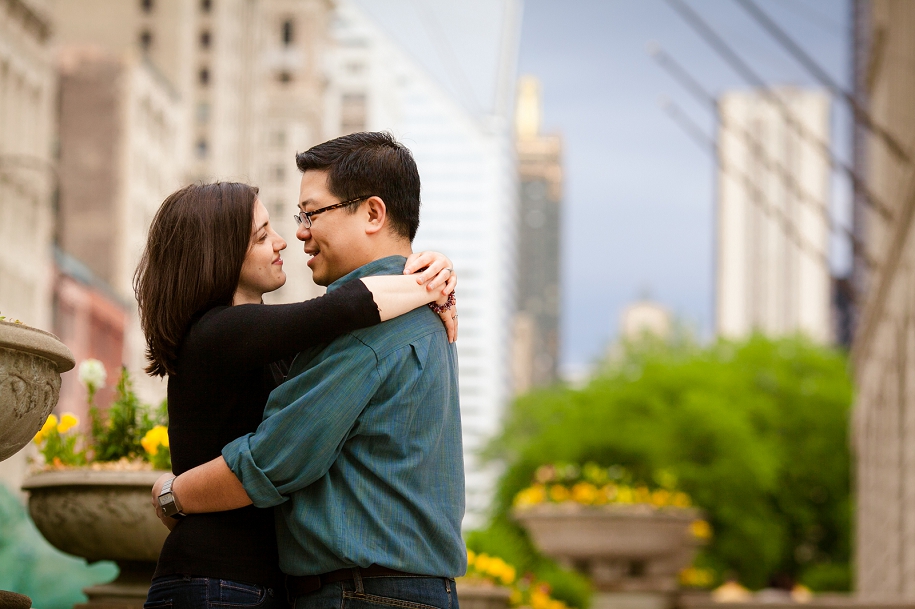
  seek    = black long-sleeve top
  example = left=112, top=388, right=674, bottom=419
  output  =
left=153, top=280, right=381, bottom=586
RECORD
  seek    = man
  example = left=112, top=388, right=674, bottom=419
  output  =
left=152, top=132, right=466, bottom=608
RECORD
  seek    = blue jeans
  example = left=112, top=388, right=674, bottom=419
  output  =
left=292, top=574, right=458, bottom=609
left=145, top=575, right=288, bottom=609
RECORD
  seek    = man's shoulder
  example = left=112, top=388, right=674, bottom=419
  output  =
left=349, top=305, right=446, bottom=360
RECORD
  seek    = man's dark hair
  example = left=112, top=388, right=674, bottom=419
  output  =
left=295, top=132, right=421, bottom=241
left=134, top=182, right=258, bottom=377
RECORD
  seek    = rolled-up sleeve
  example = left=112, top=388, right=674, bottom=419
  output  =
left=222, top=335, right=381, bottom=508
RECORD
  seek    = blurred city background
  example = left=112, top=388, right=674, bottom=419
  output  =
left=4, top=0, right=915, bottom=607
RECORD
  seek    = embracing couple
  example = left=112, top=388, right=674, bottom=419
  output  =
left=136, top=132, right=466, bottom=609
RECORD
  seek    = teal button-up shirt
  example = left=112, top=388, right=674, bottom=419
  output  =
left=222, top=256, right=466, bottom=577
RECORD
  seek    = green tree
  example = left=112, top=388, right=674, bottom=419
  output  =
left=476, top=335, right=852, bottom=593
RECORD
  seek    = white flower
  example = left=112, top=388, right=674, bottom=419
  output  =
left=78, top=359, right=107, bottom=390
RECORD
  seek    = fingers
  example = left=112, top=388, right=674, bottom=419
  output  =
left=425, top=267, right=455, bottom=292
left=403, top=251, right=440, bottom=276
left=439, top=309, right=457, bottom=343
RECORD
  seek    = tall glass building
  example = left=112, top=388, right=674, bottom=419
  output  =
left=328, top=0, right=522, bottom=525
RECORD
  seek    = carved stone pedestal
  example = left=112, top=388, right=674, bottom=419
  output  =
left=514, top=503, right=702, bottom=602
left=21, top=470, right=169, bottom=608
left=75, top=562, right=154, bottom=609
left=0, top=319, right=75, bottom=461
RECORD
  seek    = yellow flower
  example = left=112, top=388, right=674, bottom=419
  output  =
left=34, top=414, right=58, bottom=444
left=651, top=489, right=670, bottom=507
left=548, top=485, right=570, bottom=502
left=672, top=492, right=692, bottom=507
left=634, top=486, right=652, bottom=504
left=475, top=554, right=491, bottom=574
left=571, top=482, right=598, bottom=505
left=531, top=591, right=551, bottom=609
left=514, top=484, right=547, bottom=507
left=690, top=519, right=712, bottom=540
left=57, top=413, right=79, bottom=434
left=466, top=549, right=476, bottom=567
left=616, top=486, right=634, bottom=503
left=141, top=425, right=170, bottom=456
left=510, top=590, right=522, bottom=606
left=499, top=565, right=516, bottom=585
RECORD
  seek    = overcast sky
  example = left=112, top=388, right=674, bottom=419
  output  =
left=516, top=0, right=852, bottom=375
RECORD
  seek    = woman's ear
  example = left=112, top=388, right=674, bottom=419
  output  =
left=364, top=196, right=387, bottom=235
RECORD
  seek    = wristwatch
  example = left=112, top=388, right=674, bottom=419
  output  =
left=157, top=476, right=186, bottom=519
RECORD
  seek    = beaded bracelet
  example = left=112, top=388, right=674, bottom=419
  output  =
left=429, top=291, right=456, bottom=314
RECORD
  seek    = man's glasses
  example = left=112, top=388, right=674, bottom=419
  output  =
left=293, top=195, right=374, bottom=229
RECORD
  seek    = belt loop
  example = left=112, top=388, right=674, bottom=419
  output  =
left=352, top=568, right=364, bottom=594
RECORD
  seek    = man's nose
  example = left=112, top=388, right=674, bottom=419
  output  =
left=296, top=223, right=310, bottom=242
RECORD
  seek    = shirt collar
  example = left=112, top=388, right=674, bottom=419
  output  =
left=327, top=255, right=408, bottom=293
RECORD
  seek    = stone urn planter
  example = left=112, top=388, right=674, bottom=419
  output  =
left=21, top=469, right=169, bottom=609
left=456, top=582, right=512, bottom=609
left=514, top=503, right=703, bottom=594
left=0, top=320, right=75, bottom=461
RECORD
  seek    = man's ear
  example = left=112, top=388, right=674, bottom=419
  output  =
left=364, top=196, right=387, bottom=235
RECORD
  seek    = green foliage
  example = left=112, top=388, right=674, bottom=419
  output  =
left=477, top=335, right=852, bottom=591
left=35, top=366, right=170, bottom=468
left=466, top=523, right=592, bottom=609
left=36, top=425, right=86, bottom=467
left=90, top=368, right=146, bottom=461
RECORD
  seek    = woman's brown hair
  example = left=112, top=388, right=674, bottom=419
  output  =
left=134, top=182, right=259, bottom=377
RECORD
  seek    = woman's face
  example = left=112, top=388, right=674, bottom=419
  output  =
left=234, top=199, right=287, bottom=304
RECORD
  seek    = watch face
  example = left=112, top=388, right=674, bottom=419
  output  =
left=158, top=492, right=173, bottom=507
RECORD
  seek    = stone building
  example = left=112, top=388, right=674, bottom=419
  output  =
left=0, top=0, right=56, bottom=330
left=715, top=88, right=833, bottom=343
left=513, top=76, right=562, bottom=395
left=52, top=0, right=332, bottom=307
left=851, top=0, right=915, bottom=598
left=0, top=0, right=56, bottom=497
left=56, top=47, right=183, bottom=403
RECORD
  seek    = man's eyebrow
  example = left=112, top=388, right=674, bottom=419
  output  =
left=298, top=199, right=312, bottom=211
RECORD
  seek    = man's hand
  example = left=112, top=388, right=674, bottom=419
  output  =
left=151, top=471, right=180, bottom=531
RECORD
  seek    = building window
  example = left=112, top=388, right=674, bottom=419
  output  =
left=274, top=165, right=285, bottom=182
left=139, top=30, right=153, bottom=51
left=270, top=129, right=286, bottom=147
left=199, top=67, right=210, bottom=86
left=196, top=139, right=208, bottom=159
left=277, top=71, right=292, bottom=84
left=200, top=30, right=211, bottom=49
left=141, top=0, right=154, bottom=12
left=201, top=0, right=212, bottom=12
left=341, top=93, right=367, bottom=134
left=196, top=102, right=210, bottom=124
left=282, top=20, right=294, bottom=46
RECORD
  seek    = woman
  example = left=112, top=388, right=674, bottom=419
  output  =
left=134, top=182, right=456, bottom=609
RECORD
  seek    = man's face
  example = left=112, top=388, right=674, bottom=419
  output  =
left=296, top=170, right=369, bottom=286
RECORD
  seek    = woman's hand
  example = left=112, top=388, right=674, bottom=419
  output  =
left=404, top=251, right=456, bottom=296
left=435, top=298, right=458, bottom=343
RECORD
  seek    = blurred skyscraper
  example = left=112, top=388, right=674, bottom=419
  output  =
left=330, top=0, right=522, bottom=524
left=513, top=76, right=562, bottom=395
left=715, top=87, right=833, bottom=343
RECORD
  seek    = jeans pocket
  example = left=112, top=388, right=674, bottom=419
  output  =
left=210, top=580, right=271, bottom=608
left=342, top=591, right=442, bottom=609
left=144, top=600, right=173, bottom=609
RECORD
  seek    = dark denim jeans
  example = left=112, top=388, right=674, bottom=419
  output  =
left=291, top=574, right=458, bottom=609
left=145, top=575, right=288, bottom=609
